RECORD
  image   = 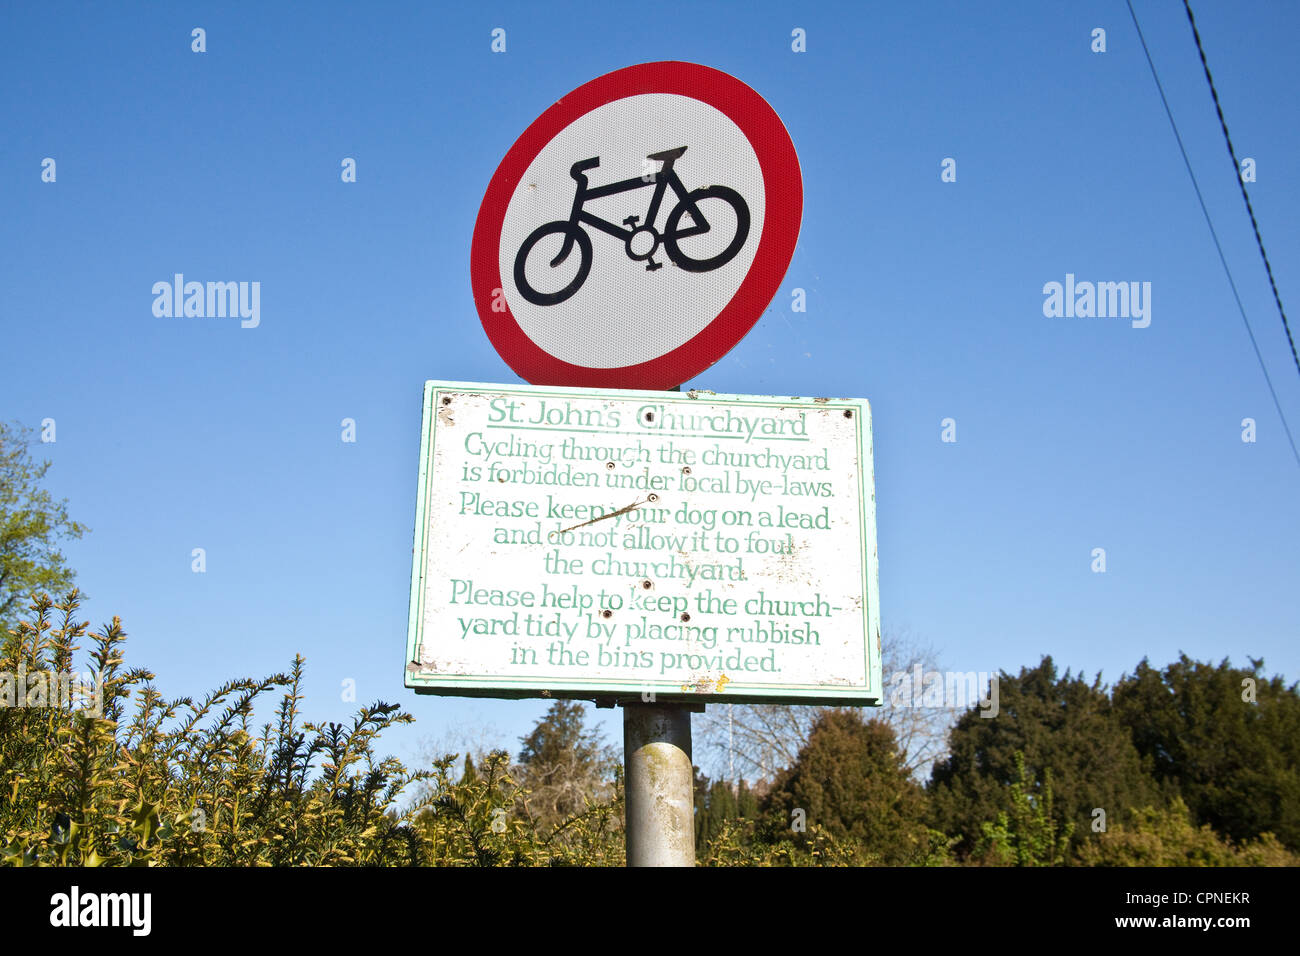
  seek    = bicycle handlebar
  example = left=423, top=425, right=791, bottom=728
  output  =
left=570, top=157, right=601, bottom=178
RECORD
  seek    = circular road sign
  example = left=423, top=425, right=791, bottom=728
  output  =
left=471, top=61, right=802, bottom=390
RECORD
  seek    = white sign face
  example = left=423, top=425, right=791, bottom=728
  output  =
left=405, top=381, right=882, bottom=705
left=500, top=94, right=765, bottom=368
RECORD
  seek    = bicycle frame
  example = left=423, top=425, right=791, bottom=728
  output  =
left=552, top=148, right=709, bottom=265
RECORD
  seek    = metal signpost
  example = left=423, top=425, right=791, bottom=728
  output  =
left=409, top=61, right=879, bottom=866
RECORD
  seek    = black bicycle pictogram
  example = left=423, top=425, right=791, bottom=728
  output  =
left=513, top=146, right=751, bottom=307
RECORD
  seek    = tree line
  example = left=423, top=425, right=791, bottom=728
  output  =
left=691, top=654, right=1299, bottom=865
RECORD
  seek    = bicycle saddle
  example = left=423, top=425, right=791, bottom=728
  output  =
left=647, top=146, right=687, bottom=162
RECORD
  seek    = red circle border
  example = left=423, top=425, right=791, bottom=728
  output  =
left=470, top=61, right=802, bottom=390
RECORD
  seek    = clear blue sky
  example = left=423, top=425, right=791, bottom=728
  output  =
left=3, top=1, right=1297, bottom=776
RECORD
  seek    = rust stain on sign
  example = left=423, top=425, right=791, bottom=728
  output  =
left=679, top=674, right=731, bottom=694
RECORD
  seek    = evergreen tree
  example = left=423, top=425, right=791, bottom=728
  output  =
left=763, top=711, right=930, bottom=864
left=691, top=764, right=710, bottom=844
left=696, top=780, right=738, bottom=852
left=1112, top=655, right=1300, bottom=849
left=459, top=753, right=478, bottom=785
left=927, top=656, right=1159, bottom=859
left=736, top=779, right=759, bottom=819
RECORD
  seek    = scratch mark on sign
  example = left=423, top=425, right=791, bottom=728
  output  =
left=552, top=498, right=645, bottom=536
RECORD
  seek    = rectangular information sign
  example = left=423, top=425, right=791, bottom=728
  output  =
left=405, top=381, right=881, bottom=705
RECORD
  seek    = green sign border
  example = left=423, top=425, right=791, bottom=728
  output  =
left=405, top=381, right=881, bottom=706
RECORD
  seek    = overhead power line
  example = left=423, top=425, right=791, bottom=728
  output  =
left=1182, top=0, right=1300, bottom=384
left=1125, top=0, right=1300, bottom=470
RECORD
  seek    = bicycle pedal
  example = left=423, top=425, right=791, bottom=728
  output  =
left=623, top=215, right=641, bottom=227
left=645, top=260, right=662, bottom=272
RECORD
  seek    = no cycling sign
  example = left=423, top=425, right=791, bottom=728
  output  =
left=413, top=63, right=885, bottom=708
left=470, top=61, right=803, bottom=390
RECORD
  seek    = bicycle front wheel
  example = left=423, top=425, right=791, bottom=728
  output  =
left=663, top=186, right=751, bottom=273
left=513, top=221, right=593, bottom=307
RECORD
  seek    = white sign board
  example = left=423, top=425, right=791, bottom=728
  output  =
left=405, top=381, right=881, bottom=704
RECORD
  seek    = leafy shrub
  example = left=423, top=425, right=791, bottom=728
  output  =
left=416, top=750, right=624, bottom=866
left=2, top=591, right=433, bottom=866
left=970, top=751, right=1074, bottom=866
left=1074, top=798, right=1300, bottom=867
left=1, top=590, right=627, bottom=867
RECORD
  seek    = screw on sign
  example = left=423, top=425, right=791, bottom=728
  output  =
left=471, top=61, right=802, bottom=390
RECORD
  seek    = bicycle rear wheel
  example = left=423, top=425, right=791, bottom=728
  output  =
left=663, top=186, right=750, bottom=273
